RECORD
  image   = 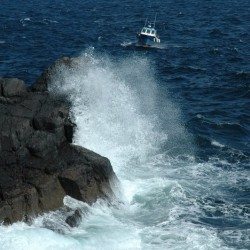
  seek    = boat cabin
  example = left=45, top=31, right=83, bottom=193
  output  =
left=140, top=27, right=158, bottom=37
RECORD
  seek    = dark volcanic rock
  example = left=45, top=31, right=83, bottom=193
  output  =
left=0, top=78, right=26, bottom=97
left=0, top=58, right=117, bottom=224
left=65, top=209, right=82, bottom=227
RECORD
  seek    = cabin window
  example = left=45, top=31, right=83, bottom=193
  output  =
left=151, top=30, right=155, bottom=35
left=142, top=28, right=146, bottom=33
left=146, top=29, right=150, bottom=34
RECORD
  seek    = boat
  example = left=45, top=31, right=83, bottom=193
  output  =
left=137, top=16, right=161, bottom=47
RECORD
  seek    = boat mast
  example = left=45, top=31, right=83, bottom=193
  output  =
left=144, top=17, right=148, bottom=26
left=153, top=14, right=157, bottom=28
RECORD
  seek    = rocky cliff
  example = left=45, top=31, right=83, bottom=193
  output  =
left=0, top=58, right=117, bottom=225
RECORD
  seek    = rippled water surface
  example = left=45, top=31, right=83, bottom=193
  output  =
left=0, top=0, right=250, bottom=249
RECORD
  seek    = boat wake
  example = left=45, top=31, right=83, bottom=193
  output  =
left=121, top=41, right=168, bottom=50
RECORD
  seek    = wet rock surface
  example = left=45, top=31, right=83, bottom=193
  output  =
left=0, top=58, right=116, bottom=224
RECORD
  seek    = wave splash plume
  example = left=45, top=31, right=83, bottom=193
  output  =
left=0, top=50, right=246, bottom=250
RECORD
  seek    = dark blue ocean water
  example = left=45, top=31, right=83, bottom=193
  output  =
left=1, top=0, right=250, bottom=249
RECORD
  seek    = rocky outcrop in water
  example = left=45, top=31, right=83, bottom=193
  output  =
left=0, top=58, right=116, bottom=225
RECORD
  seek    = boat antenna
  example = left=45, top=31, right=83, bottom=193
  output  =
left=144, top=17, right=148, bottom=26
left=154, top=13, right=157, bottom=28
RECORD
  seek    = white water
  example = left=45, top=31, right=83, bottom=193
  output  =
left=0, top=50, right=234, bottom=250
